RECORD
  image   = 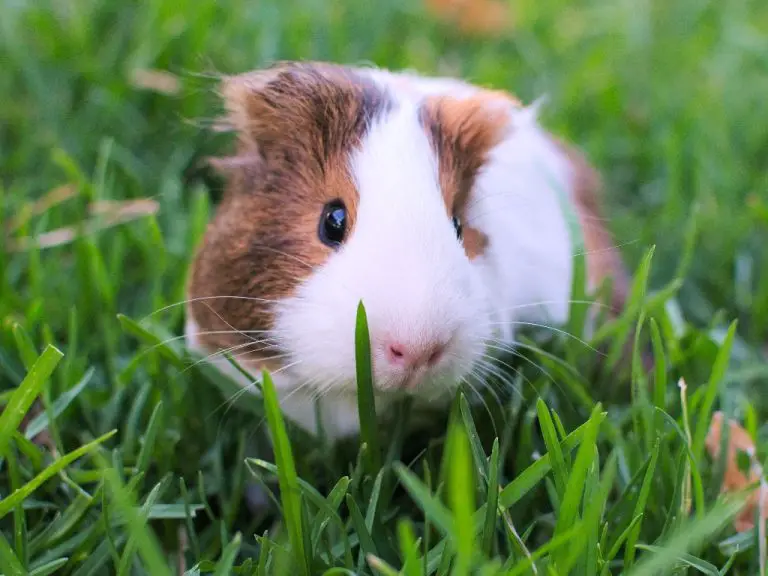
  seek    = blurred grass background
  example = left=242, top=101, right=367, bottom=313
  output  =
left=1, top=0, right=768, bottom=573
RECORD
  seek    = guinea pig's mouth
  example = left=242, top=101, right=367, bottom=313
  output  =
left=385, top=372, right=420, bottom=392
left=374, top=363, right=455, bottom=396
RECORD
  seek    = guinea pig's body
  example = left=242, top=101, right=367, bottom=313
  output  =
left=185, top=62, right=627, bottom=440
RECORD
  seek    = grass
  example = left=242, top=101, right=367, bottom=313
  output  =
left=1, top=0, right=768, bottom=573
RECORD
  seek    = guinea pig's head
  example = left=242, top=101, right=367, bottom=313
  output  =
left=187, top=62, right=509, bottom=400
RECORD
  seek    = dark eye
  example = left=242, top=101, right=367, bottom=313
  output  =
left=452, top=216, right=463, bottom=239
left=319, top=199, right=347, bottom=247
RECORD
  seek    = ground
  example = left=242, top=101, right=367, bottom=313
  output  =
left=1, top=0, right=768, bottom=574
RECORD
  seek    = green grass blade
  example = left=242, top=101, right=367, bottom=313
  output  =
left=623, top=437, right=661, bottom=570
left=355, top=300, right=381, bottom=475
left=0, top=345, right=63, bottom=457
left=367, top=554, right=400, bottom=576
left=626, top=494, right=748, bottom=576
left=99, top=464, right=172, bottom=576
left=247, top=459, right=349, bottom=541
left=12, top=323, right=39, bottom=371
left=365, top=468, right=385, bottom=533
left=499, top=417, right=591, bottom=509
left=260, top=369, right=309, bottom=576
left=393, top=463, right=454, bottom=539
left=649, top=319, right=667, bottom=411
left=397, top=519, right=422, bottom=576
left=347, top=494, right=379, bottom=570
left=600, top=514, right=644, bottom=576
left=0, top=530, right=25, bottom=576
left=29, top=489, right=98, bottom=554
left=459, top=393, right=489, bottom=487
left=135, top=401, right=163, bottom=477
left=536, top=399, right=568, bottom=498
left=0, top=430, right=116, bottom=519
left=29, top=557, right=69, bottom=576
left=117, top=477, right=172, bottom=576
left=654, top=408, right=706, bottom=515
left=503, top=525, right=583, bottom=576
left=592, top=245, right=655, bottom=347
left=552, top=404, right=604, bottom=570
left=213, top=533, right=242, bottom=576
left=635, top=544, right=719, bottom=575
left=116, top=314, right=185, bottom=369
left=310, top=476, right=350, bottom=554
left=24, top=367, right=94, bottom=440
left=575, top=448, right=618, bottom=575
left=481, top=438, right=500, bottom=557
left=692, top=320, right=737, bottom=461
left=566, top=248, right=589, bottom=351
left=447, top=420, right=475, bottom=576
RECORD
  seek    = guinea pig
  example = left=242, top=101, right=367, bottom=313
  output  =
left=184, top=61, right=629, bottom=441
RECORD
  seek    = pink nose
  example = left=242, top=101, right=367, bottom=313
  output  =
left=385, top=340, right=446, bottom=370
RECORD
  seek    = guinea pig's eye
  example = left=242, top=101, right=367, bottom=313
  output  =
left=452, top=216, right=463, bottom=240
left=319, top=199, right=347, bottom=247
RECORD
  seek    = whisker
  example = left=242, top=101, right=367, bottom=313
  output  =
left=143, top=295, right=288, bottom=319
left=487, top=299, right=614, bottom=315
left=455, top=356, right=505, bottom=406
left=200, top=301, right=270, bottom=347
left=485, top=320, right=604, bottom=356
left=473, top=355, right=528, bottom=400
left=574, top=238, right=640, bottom=257
left=458, top=376, right=494, bottom=420
left=457, top=370, right=505, bottom=439
left=484, top=340, right=579, bottom=412
left=148, top=328, right=281, bottom=353
left=183, top=339, right=281, bottom=376
left=248, top=245, right=316, bottom=271
left=484, top=342, right=557, bottom=388
left=208, top=358, right=302, bottom=425
left=186, top=340, right=264, bottom=373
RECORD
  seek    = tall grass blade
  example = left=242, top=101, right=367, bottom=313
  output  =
left=0, top=430, right=116, bottom=519
left=261, top=369, right=309, bottom=576
left=0, top=345, right=63, bottom=457
left=355, top=301, right=381, bottom=475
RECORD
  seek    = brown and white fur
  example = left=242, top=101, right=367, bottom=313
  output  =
left=185, top=62, right=629, bottom=440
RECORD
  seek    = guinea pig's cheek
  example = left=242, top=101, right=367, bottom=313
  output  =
left=270, top=268, right=361, bottom=390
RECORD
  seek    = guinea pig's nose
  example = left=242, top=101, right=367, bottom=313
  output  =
left=385, top=340, right=446, bottom=370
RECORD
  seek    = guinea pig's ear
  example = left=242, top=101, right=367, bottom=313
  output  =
left=214, top=62, right=390, bottom=162
left=420, top=92, right=513, bottom=214
left=215, top=64, right=296, bottom=157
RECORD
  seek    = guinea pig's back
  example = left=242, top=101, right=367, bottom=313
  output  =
left=470, top=110, right=577, bottom=333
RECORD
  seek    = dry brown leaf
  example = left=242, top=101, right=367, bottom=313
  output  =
left=8, top=198, right=160, bottom=251
left=129, top=68, right=181, bottom=95
left=7, top=184, right=78, bottom=232
left=89, top=198, right=159, bottom=218
left=706, top=411, right=768, bottom=532
left=424, top=0, right=514, bottom=36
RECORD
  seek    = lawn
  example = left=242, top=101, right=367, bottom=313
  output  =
left=2, top=0, right=768, bottom=574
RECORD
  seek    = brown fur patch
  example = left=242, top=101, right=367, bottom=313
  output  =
left=419, top=93, right=511, bottom=259
left=552, top=138, right=629, bottom=314
left=187, top=62, right=392, bottom=363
